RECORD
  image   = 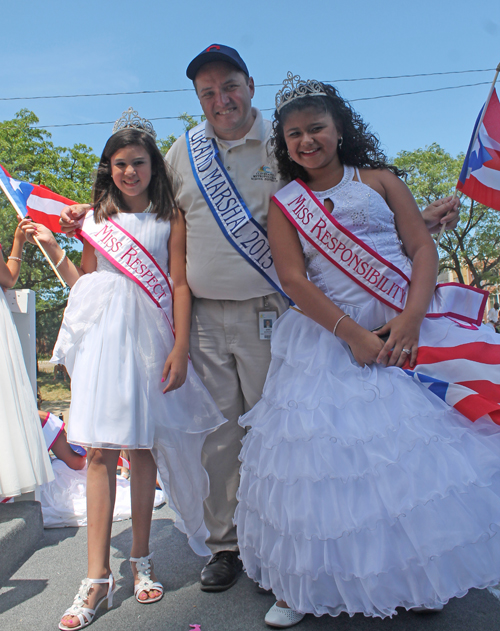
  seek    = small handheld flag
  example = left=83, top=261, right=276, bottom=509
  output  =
left=437, top=64, right=500, bottom=244
left=457, top=67, right=500, bottom=212
left=0, top=164, right=77, bottom=286
left=0, top=164, right=76, bottom=233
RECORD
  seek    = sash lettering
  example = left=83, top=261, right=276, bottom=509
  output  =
left=79, top=212, right=174, bottom=334
left=274, top=180, right=488, bottom=326
left=186, top=123, right=289, bottom=301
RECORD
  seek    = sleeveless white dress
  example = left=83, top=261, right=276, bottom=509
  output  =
left=0, top=286, right=53, bottom=499
left=235, top=167, right=500, bottom=617
left=51, top=212, right=226, bottom=554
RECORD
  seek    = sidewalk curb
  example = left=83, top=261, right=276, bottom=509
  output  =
left=0, top=501, right=43, bottom=586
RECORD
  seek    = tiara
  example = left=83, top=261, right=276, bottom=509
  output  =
left=275, top=72, right=327, bottom=113
left=112, top=107, right=157, bottom=139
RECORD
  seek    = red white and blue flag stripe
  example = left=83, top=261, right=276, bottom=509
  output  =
left=457, top=88, right=500, bottom=211
left=404, top=338, right=500, bottom=425
left=0, top=164, right=75, bottom=233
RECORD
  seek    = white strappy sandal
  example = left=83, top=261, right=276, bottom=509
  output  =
left=58, top=574, right=115, bottom=630
left=130, top=553, right=164, bottom=604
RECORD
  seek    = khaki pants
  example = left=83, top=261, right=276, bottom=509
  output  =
left=190, top=293, right=288, bottom=553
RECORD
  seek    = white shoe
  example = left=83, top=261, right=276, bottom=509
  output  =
left=265, top=603, right=305, bottom=628
left=130, top=553, right=164, bottom=604
left=58, top=574, right=115, bottom=630
left=412, top=603, right=444, bottom=613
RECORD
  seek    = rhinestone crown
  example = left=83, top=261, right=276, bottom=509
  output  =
left=275, top=72, right=327, bottom=113
left=112, top=107, right=157, bottom=139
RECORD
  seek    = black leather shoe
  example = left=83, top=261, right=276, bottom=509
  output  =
left=200, top=551, right=243, bottom=592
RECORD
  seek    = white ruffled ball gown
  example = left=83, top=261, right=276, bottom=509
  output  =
left=235, top=167, right=500, bottom=617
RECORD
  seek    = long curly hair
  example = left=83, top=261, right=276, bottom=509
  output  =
left=93, top=128, right=176, bottom=223
left=272, top=83, right=405, bottom=183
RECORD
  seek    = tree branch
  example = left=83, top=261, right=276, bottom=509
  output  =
left=37, top=301, right=68, bottom=315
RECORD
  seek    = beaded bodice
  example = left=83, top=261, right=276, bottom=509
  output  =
left=298, top=166, right=412, bottom=309
left=95, top=213, right=170, bottom=275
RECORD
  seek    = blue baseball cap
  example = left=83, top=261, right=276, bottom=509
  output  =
left=186, top=44, right=249, bottom=80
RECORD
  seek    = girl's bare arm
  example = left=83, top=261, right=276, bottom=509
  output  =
left=162, top=212, right=190, bottom=392
left=362, top=168, right=438, bottom=367
left=0, top=223, right=26, bottom=288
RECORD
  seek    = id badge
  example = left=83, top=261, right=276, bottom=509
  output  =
left=259, top=311, right=277, bottom=340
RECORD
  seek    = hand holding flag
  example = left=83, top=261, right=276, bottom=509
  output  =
left=0, top=164, right=78, bottom=286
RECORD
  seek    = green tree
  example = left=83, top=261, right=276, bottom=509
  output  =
left=157, top=113, right=204, bottom=155
left=0, top=110, right=98, bottom=353
left=394, top=143, right=500, bottom=289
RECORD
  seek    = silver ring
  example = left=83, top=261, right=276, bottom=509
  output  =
left=402, top=348, right=411, bottom=354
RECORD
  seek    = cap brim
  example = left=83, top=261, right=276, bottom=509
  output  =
left=186, top=52, right=248, bottom=80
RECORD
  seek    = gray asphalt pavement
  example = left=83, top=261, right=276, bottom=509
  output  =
left=1, top=502, right=499, bottom=631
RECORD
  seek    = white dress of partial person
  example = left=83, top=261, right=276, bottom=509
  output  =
left=0, top=287, right=53, bottom=501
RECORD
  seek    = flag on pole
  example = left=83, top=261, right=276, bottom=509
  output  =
left=0, top=164, right=75, bottom=233
left=457, top=88, right=500, bottom=211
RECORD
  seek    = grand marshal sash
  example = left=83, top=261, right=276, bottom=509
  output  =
left=186, top=123, right=289, bottom=301
left=79, top=211, right=174, bottom=334
left=274, top=179, right=488, bottom=326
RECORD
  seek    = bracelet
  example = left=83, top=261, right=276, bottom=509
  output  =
left=333, top=313, right=350, bottom=336
left=8, top=256, right=22, bottom=262
left=55, top=250, right=66, bottom=269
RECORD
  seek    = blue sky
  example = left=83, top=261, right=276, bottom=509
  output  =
left=1, top=0, right=499, bottom=162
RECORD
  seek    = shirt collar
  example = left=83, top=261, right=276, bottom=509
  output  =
left=205, top=108, right=265, bottom=145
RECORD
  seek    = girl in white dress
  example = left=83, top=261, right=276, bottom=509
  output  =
left=24, top=112, right=225, bottom=630
left=0, top=226, right=53, bottom=500
left=234, top=76, right=500, bottom=627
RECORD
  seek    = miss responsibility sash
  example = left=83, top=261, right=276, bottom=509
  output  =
left=186, top=123, right=289, bottom=301
left=79, top=211, right=174, bottom=334
left=274, top=179, right=488, bottom=326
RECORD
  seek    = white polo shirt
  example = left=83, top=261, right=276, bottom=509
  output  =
left=166, top=108, right=287, bottom=301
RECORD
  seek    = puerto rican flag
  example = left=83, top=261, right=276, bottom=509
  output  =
left=404, top=339, right=500, bottom=425
left=0, top=164, right=75, bottom=233
left=457, top=88, right=500, bottom=211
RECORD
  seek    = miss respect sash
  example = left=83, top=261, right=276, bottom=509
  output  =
left=79, top=211, right=174, bottom=334
left=186, top=123, right=289, bottom=301
left=274, top=179, right=488, bottom=326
